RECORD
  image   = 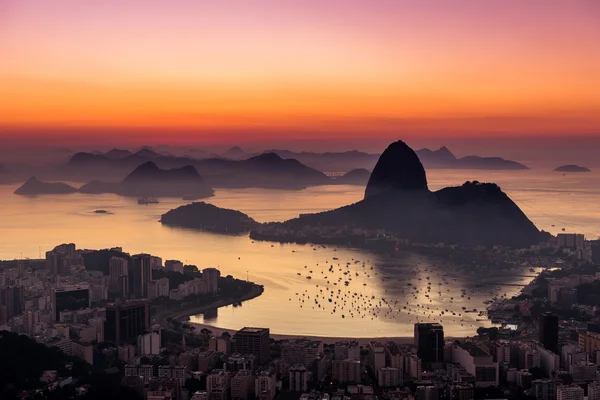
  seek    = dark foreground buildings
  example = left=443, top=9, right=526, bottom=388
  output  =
left=105, top=300, right=150, bottom=346
left=539, top=312, right=559, bottom=353
left=414, top=323, right=444, bottom=367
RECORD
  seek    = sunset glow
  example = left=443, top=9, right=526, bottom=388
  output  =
left=1, top=0, right=599, bottom=144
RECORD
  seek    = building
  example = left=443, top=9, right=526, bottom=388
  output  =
left=210, top=335, right=233, bottom=356
left=281, top=339, right=323, bottom=369
left=332, top=359, right=361, bottom=384
left=531, top=379, right=556, bottom=400
left=451, top=342, right=498, bottom=387
left=334, top=341, right=360, bottom=361
left=536, top=344, right=560, bottom=377
left=46, top=251, right=64, bottom=275
left=234, top=327, right=270, bottom=365
left=448, top=383, right=474, bottom=400
left=578, top=330, right=600, bottom=353
left=377, top=367, right=401, bottom=388
left=569, top=361, right=596, bottom=381
left=105, top=300, right=149, bottom=346
left=165, top=260, right=184, bottom=273
left=254, top=370, right=276, bottom=400
left=109, top=257, right=129, bottom=298
left=0, top=285, right=25, bottom=320
left=207, top=370, right=230, bottom=400
left=231, top=370, right=254, bottom=400
left=138, top=331, right=161, bottom=355
left=52, top=285, right=90, bottom=321
left=414, top=323, right=444, bottom=367
left=557, top=233, right=585, bottom=249
left=202, top=268, right=220, bottom=294
left=156, top=278, right=170, bottom=297
left=368, top=341, right=386, bottom=372
left=556, top=384, right=584, bottom=400
left=130, top=254, right=152, bottom=298
left=289, top=365, right=310, bottom=392
left=588, top=382, right=600, bottom=400
left=539, top=313, right=559, bottom=353
left=158, top=365, right=187, bottom=388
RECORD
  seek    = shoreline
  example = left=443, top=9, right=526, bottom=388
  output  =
left=153, top=283, right=264, bottom=328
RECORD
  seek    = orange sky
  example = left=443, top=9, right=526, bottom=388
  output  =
left=1, top=0, right=599, bottom=144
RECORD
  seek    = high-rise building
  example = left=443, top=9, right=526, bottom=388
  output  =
left=414, top=323, right=444, bottom=366
left=203, top=268, right=220, bottom=294
left=52, top=285, right=90, bottom=321
left=45, top=251, right=64, bottom=275
left=588, top=382, right=600, bottom=400
left=105, top=300, right=149, bottom=346
left=254, top=370, right=276, bottom=400
left=288, top=365, right=309, bottom=392
left=231, top=370, right=254, bottom=400
left=234, top=327, right=270, bottom=365
left=377, top=367, right=401, bottom=388
left=557, top=234, right=585, bottom=250
left=332, top=359, right=361, bottom=384
left=207, top=370, right=230, bottom=400
left=165, top=260, right=184, bottom=273
left=539, top=313, right=559, bottom=353
left=0, top=285, right=25, bottom=320
left=131, top=254, right=152, bottom=298
left=556, top=384, right=584, bottom=400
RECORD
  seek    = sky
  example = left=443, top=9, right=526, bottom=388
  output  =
left=0, top=0, right=599, bottom=147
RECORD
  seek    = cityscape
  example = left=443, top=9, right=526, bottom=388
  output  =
left=1, top=234, right=600, bottom=399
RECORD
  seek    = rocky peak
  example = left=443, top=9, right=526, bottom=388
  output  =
left=364, top=140, right=428, bottom=200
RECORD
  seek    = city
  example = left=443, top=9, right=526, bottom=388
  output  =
left=1, top=233, right=600, bottom=399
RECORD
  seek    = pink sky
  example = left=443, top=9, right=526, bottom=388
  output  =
left=0, top=0, right=599, bottom=145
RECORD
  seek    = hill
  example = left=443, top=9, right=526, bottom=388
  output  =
left=554, top=164, right=591, bottom=173
left=14, top=177, right=78, bottom=195
left=160, top=202, right=260, bottom=234
left=251, top=140, right=542, bottom=247
left=333, top=169, right=371, bottom=185
left=79, top=162, right=214, bottom=198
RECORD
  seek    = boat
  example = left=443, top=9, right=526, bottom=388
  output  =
left=138, top=197, right=159, bottom=205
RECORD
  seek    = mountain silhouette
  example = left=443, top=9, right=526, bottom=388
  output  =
left=554, top=165, right=591, bottom=172
left=79, top=162, right=214, bottom=198
left=365, top=141, right=428, bottom=199
left=251, top=140, right=542, bottom=247
left=14, top=177, right=78, bottom=196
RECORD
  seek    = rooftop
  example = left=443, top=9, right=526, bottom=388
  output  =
left=238, top=327, right=269, bottom=334
left=456, top=342, right=491, bottom=358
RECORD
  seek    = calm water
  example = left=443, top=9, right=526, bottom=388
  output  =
left=1, top=169, right=599, bottom=337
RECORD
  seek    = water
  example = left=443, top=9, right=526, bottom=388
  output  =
left=1, top=169, right=598, bottom=337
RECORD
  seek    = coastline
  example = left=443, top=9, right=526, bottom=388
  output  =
left=152, top=283, right=264, bottom=328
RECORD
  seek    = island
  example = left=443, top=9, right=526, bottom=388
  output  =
left=13, top=177, right=78, bottom=195
left=160, top=202, right=260, bottom=234
left=554, top=164, right=591, bottom=173
left=93, top=209, right=111, bottom=214
left=251, top=140, right=543, bottom=248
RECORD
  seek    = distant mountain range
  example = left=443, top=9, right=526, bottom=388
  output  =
left=234, top=146, right=529, bottom=172
left=251, top=140, right=543, bottom=247
left=67, top=150, right=331, bottom=190
left=79, top=161, right=215, bottom=198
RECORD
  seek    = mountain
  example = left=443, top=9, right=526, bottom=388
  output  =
left=66, top=150, right=329, bottom=189
left=365, top=141, right=428, bottom=199
left=454, top=156, right=529, bottom=170
left=134, top=147, right=163, bottom=158
left=79, top=162, right=214, bottom=198
left=251, top=140, right=542, bottom=247
left=160, top=202, right=260, bottom=234
left=105, top=148, right=134, bottom=159
left=333, top=169, right=371, bottom=185
left=14, top=177, right=78, bottom=195
left=265, top=147, right=528, bottom=172
left=222, top=146, right=247, bottom=160
left=554, top=165, right=591, bottom=173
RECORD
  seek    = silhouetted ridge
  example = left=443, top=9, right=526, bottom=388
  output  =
left=160, top=202, right=259, bottom=234
left=364, top=140, right=428, bottom=199
left=251, top=140, right=542, bottom=247
left=14, top=177, right=78, bottom=195
left=554, top=164, right=590, bottom=172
